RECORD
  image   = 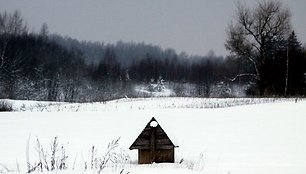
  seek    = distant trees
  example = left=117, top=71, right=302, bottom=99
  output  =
left=225, top=0, right=292, bottom=95
left=101, top=47, right=121, bottom=81
left=0, top=10, right=29, bottom=98
left=49, top=33, right=243, bottom=98
left=0, top=11, right=87, bottom=101
left=0, top=10, right=28, bottom=35
left=39, top=23, right=49, bottom=37
left=0, top=9, right=305, bottom=101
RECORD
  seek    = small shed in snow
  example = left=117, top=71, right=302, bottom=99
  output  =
left=129, top=117, right=178, bottom=164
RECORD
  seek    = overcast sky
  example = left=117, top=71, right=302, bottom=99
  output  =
left=1, top=0, right=306, bottom=56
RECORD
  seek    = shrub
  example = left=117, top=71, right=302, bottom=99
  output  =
left=0, top=100, right=13, bottom=112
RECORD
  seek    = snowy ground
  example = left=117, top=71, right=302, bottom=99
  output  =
left=2, top=97, right=301, bottom=112
left=0, top=98, right=306, bottom=174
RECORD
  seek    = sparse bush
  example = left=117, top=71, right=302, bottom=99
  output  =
left=28, top=137, right=129, bottom=174
left=0, top=100, right=13, bottom=112
left=96, top=138, right=120, bottom=174
left=28, top=136, right=68, bottom=173
left=177, top=154, right=205, bottom=171
left=85, top=137, right=130, bottom=174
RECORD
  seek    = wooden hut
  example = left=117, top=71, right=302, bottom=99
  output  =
left=129, top=117, right=178, bottom=164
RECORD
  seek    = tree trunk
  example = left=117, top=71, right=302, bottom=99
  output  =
left=285, top=47, right=289, bottom=96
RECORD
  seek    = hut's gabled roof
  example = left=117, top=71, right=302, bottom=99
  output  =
left=129, top=117, right=177, bottom=150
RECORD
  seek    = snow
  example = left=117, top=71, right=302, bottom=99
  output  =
left=0, top=98, right=306, bottom=174
left=149, top=120, right=158, bottom=127
left=134, top=85, right=174, bottom=97
left=3, top=97, right=301, bottom=112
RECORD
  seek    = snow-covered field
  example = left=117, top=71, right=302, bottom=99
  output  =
left=0, top=98, right=306, bottom=174
left=2, top=97, right=301, bottom=112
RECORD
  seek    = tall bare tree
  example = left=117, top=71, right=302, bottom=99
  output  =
left=0, top=10, right=28, bottom=98
left=0, top=10, right=27, bottom=35
left=225, top=0, right=291, bottom=95
left=0, top=10, right=28, bottom=69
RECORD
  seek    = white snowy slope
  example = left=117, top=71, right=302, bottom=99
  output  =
left=0, top=98, right=306, bottom=174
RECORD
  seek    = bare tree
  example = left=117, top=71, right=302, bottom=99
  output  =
left=225, top=0, right=291, bottom=95
left=0, top=10, right=27, bottom=35
left=0, top=10, right=28, bottom=98
left=39, top=22, right=49, bottom=37
left=0, top=10, right=28, bottom=66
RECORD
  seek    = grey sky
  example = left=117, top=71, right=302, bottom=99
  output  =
left=0, top=0, right=306, bottom=56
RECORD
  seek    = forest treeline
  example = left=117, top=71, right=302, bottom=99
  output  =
left=0, top=9, right=305, bottom=102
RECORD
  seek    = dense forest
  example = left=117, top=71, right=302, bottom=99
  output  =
left=0, top=8, right=305, bottom=102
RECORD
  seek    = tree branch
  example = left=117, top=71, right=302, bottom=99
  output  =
left=0, top=41, right=7, bottom=68
left=229, top=73, right=260, bottom=82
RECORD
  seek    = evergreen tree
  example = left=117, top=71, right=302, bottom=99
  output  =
left=286, top=31, right=305, bottom=95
